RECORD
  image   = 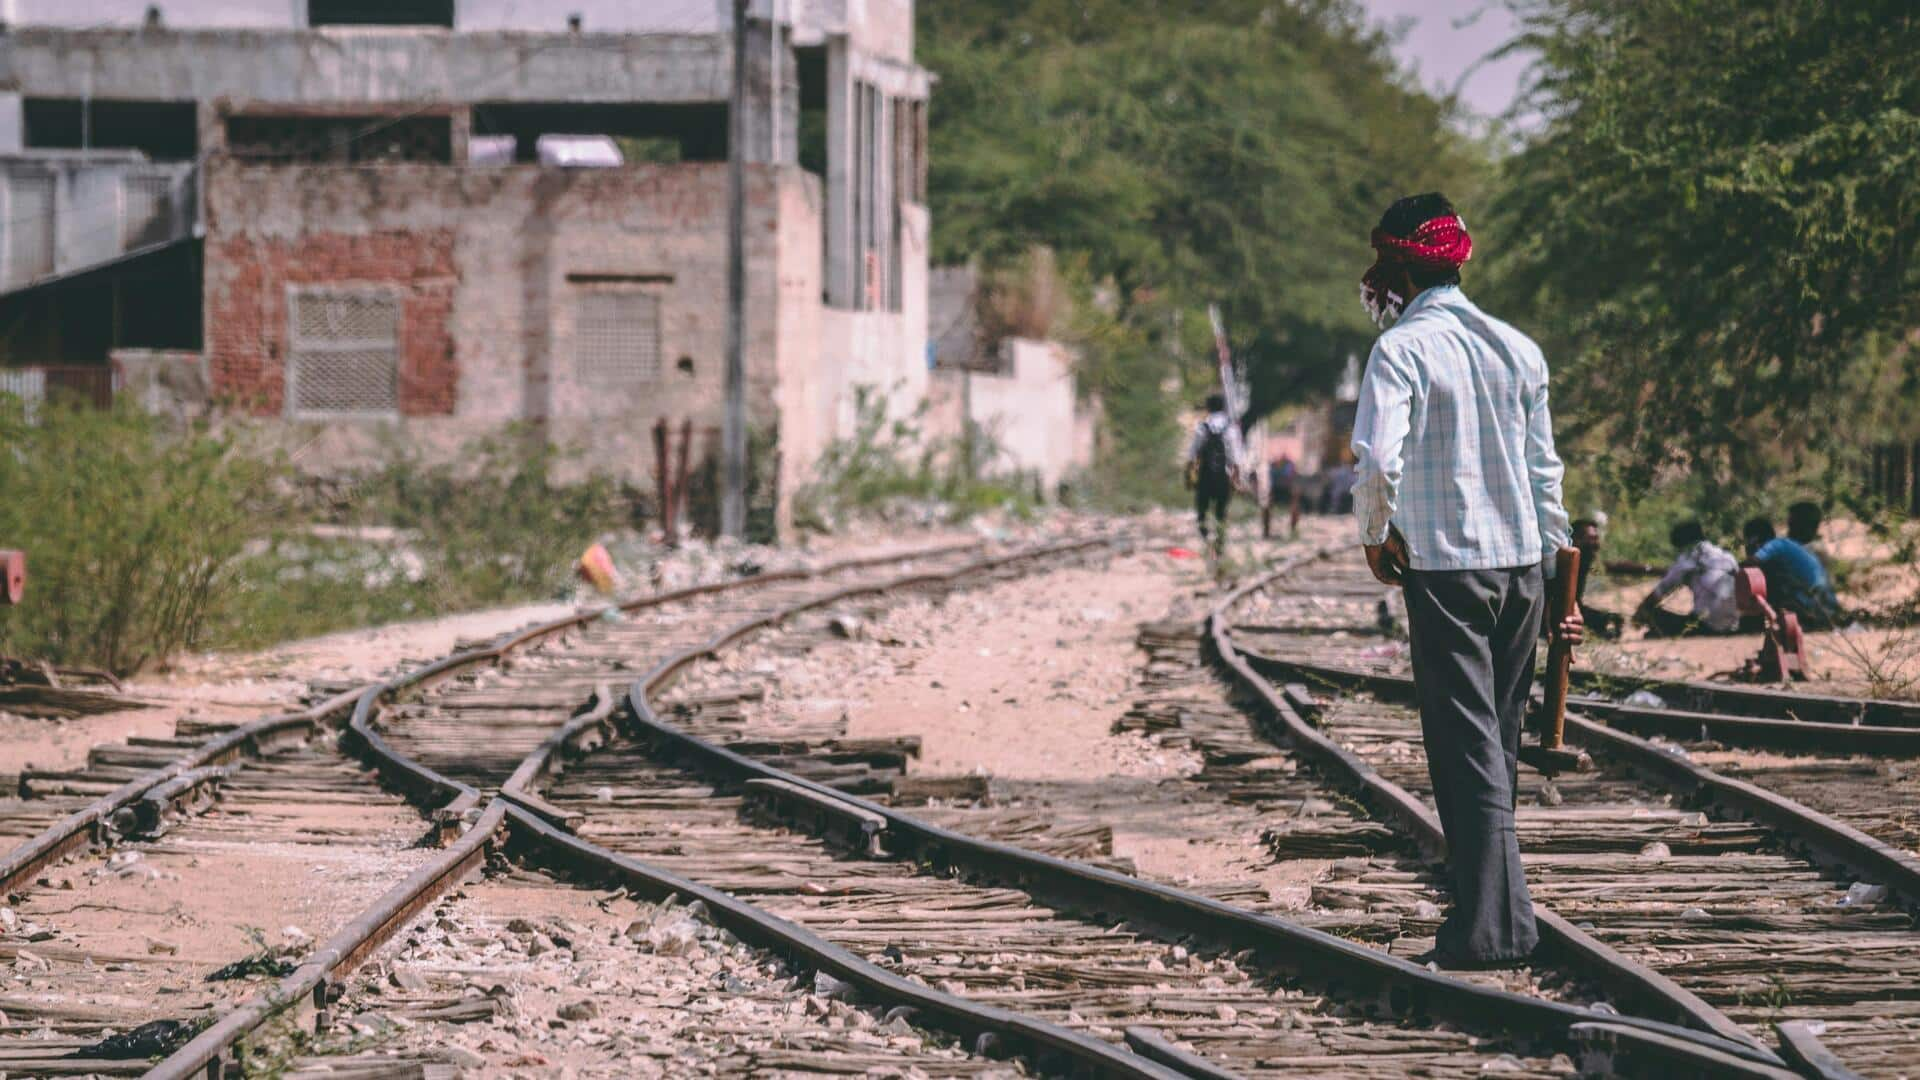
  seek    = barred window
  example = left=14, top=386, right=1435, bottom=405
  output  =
left=287, top=290, right=400, bottom=416
left=575, top=291, right=662, bottom=384
left=6, top=174, right=56, bottom=286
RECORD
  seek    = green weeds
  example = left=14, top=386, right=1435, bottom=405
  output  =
left=794, top=386, right=1040, bottom=531
left=0, top=405, right=630, bottom=672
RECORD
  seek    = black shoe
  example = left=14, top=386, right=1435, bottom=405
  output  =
left=1411, top=947, right=1533, bottom=972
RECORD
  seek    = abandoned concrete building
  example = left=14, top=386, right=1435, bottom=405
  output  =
left=0, top=0, right=932, bottom=532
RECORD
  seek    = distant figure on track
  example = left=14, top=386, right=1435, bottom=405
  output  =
left=1349, top=192, right=1581, bottom=970
left=1263, top=455, right=1301, bottom=540
left=1186, top=392, right=1245, bottom=559
left=1635, top=521, right=1744, bottom=637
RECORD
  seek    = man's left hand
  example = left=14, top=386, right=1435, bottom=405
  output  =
left=1552, top=606, right=1585, bottom=646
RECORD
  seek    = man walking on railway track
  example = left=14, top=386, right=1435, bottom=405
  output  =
left=1186, top=392, right=1245, bottom=560
left=1349, top=193, right=1582, bottom=969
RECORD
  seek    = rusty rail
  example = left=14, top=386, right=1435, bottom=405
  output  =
left=498, top=807, right=1182, bottom=1080
left=591, top=549, right=1784, bottom=1071
left=1241, top=649, right=1920, bottom=912
left=1214, top=555, right=1894, bottom=1078
left=0, top=685, right=363, bottom=896
left=151, top=537, right=1190, bottom=1079
left=0, top=542, right=984, bottom=897
left=1569, top=669, right=1920, bottom=729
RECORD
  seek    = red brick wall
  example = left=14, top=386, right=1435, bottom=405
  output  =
left=206, top=230, right=458, bottom=416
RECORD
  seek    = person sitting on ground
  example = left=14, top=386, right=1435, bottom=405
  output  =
left=1185, top=392, right=1245, bottom=557
left=1787, top=500, right=1835, bottom=571
left=1743, top=516, right=1843, bottom=629
left=1635, top=521, right=1743, bottom=637
left=1569, top=517, right=1625, bottom=639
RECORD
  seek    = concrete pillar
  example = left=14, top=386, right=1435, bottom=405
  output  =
left=448, top=105, right=472, bottom=163
left=823, top=35, right=855, bottom=308
left=738, top=18, right=798, bottom=166
left=196, top=101, right=226, bottom=157
left=0, top=93, right=24, bottom=152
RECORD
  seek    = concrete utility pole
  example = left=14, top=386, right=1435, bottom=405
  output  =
left=721, top=0, right=751, bottom=539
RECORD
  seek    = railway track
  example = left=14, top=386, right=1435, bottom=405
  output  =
left=0, top=531, right=1852, bottom=1077
left=1218, top=548, right=1920, bottom=1078
left=143, top=535, right=1214, bottom=1079
left=300, top=535, right=1780, bottom=1078
left=0, top=539, right=1042, bottom=1077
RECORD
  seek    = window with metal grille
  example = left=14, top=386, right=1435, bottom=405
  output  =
left=575, top=292, right=662, bottom=384
left=6, top=175, right=56, bottom=286
left=287, top=290, right=400, bottom=416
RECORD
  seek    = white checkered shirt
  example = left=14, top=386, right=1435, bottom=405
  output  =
left=1350, top=286, right=1570, bottom=573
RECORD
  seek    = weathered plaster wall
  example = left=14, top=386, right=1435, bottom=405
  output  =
left=818, top=201, right=929, bottom=439
left=0, top=28, right=730, bottom=105
left=202, top=161, right=802, bottom=496
left=961, top=338, right=1096, bottom=495
left=2, top=0, right=910, bottom=51
left=773, top=169, right=827, bottom=536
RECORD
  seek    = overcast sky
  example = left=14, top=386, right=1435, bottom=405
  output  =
left=1358, top=0, right=1533, bottom=120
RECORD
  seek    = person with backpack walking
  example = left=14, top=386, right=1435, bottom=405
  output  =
left=1350, top=193, right=1583, bottom=969
left=1186, top=393, right=1245, bottom=558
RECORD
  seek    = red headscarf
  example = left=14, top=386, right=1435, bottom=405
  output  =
left=1360, top=214, right=1473, bottom=327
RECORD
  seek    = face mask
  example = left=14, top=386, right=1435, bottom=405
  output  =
left=1360, top=268, right=1405, bottom=329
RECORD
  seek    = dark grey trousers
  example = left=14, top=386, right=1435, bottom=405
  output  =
left=1403, top=564, right=1544, bottom=962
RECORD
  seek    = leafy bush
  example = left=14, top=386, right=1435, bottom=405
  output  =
left=320, top=428, right=629, bottom=612
left=0, top=404, right=635, bottom=667
left=0, top=401, right=275, bottom=673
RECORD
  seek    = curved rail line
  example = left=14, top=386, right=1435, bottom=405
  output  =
left=1234, top=653, right=1920, bottom=912
left=468, top=545, right=1783, bottom=1076
left=149, top=537, right=1199, bottom=1080
left=0, top=539, right=978, bottom=1077
left=0, top=540, right=985, bottom=903
left=1217, top=550, right=1919, bottom=1078
left=22, top=533, right=1858, bottom=1078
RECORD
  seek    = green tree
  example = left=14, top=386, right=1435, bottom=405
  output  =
left=920, top=1, right=1491, bottom=477
left=1486, top=1, right=1920, bottom=502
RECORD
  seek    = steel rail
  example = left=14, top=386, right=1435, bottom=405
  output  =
left=604, top=553, right=1782, bottom=1072
left=498, top=807, right=1184, bottom=1080
left=147, top=797, right=506, bottom=1080
left=1244, top=644, right=1920, bottom=758
left=1216, top=561, right=1894, bottom=1078
left=1238, top=649, right=1920, bottom=912
left=0, top=684, right=365, bottom=896
left=148, top=537, right=1139, bottom=1079
left=1568, top=696, right=1920, bottom=755
left=1212, top=558, right=1765, bottom=1046
left=0, top=540, right=985, bottom=900
left=1569, top=670, right=1920, bottom=729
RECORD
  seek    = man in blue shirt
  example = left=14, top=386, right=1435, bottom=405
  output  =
left=1743, top=517, right=1843, bottom=628
left=1351, top=193, right=1582, bottom=970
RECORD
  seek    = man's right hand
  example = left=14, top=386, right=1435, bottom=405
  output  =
left=1364, top=543, right=1404, bottom=587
